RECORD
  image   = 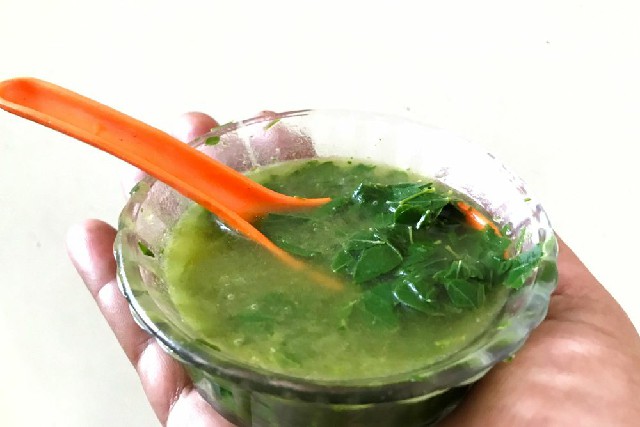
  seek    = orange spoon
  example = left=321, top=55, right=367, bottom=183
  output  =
left=0, top=78, right=501, bottom=289
left=0, top=77, right=340, bottom=287
left=456, top=201, right=501, bottom=236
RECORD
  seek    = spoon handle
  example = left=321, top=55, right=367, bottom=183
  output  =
left=0, top=78, right=327, bottom=218
left=0, top=78, right=341, bottom=289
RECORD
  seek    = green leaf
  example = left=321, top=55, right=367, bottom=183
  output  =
left=204, top=135, right=221, bottom=146
left=252, top=170, right=545, bottom=322
left=393, top=278, right=441, bottom=314
left=313, top=196, right=351, bottom=215
left=481, top=227, right=511, bottom=254
left=261, top=212, right=312, bottom=225
left=331, top=249, right=356, bottom=273
left=193, top=338, right=221, bottom=352
left=138, top=241, right=155, bottom=257
left=273, top=341, right=304, bottom=368
left=257, top=214, right=323, bottom=259
left=353, top=242, right=403, bottom=283
left=351, top=283, right=399, bottom=329
left=129, top=182, right=142, bottom=195
left=332, top=228, right=405, bottom=283
left=444, top=278, right=484, bottom=309
left=232, top=312, right=276, bottom=335
left=231, top=292, right=296, bottom=336
left=390, top=183, right=426, bottom=201
left=345, top=229, right=386, bottom=251
left=385, top=225, right=414, bottom=250
left=264, top=118, right=281, bottom=130
left=399, top=244, right=449, bottom=276
left=434, top=259, right=483, bottom=282
left=349, top=163, right=376, bottom=176
left=393, top=187, right=450, bottom=228
left=275, top=240, right=320, bottom=258
left=504, top=244, right=543, bottom=289
left=351, top=183, right=394, bottom=207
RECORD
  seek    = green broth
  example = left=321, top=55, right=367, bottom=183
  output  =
left=163, top=159, right=512, bottom=380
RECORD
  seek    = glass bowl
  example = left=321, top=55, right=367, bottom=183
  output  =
left=115, top=110, right=558, bottom=427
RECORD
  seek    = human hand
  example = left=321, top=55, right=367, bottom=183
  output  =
left=67, top=112, right=640, bottom=427
left=67, top=112, right=235, bottom=427
left=439, top=236, right=640, bottom=425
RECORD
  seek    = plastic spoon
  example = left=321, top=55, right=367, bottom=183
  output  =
left=0, top=77, right=342, bottom=288
left=0, top=78, right=500, bottom=289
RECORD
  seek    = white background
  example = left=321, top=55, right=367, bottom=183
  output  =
left=1, top=1, right=638, bottom=426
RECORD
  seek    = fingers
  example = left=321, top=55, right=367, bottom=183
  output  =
left=249, top=110, right=316, bottom=164
left=120, top=112, right=219, bottom=195
left=167, top=388, right=236, bottom=427
left=66, top=220, right=150, bottom=364
left=65, top=220, right=157, bottom=380
left=170, top=112, right=220, bottom=144
left=439, top=238, right=640, bottom=426
left=67, top=219, right=117, bottom=293
left=67, top=219, right=233, bottom=425
left=70, top=108, right=232, bottom=426
left=119, top=110, right=317, bottom=196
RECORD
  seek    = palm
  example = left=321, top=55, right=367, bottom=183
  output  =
left=441, top=242, right=640, bottom=426
left=66, top=113, right=640, bottom=427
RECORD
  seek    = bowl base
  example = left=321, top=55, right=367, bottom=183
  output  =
left=188, top=366, right=469, bottom=427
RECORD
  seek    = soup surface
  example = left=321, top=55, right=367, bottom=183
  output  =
left=162, top=159, right=540, bottom=380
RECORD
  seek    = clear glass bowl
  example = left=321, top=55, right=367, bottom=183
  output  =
left=115, top=110, right=558, bottom=427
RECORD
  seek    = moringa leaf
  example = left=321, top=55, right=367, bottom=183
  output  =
left=443, top=278, right=485, bottom=309
left=204, top=135, right=221, bottom=146
left=275, top=240, right=321, bottom=258
left=350, top=283, right=399, bottom=329
left=254, top=168, right=545, bottom=328
left=353, top=242, right=403, bottom=283
left=138, top=241, right=155, bottom=258
left=503, top=244, right=543, bottom=289
left=264, top=118, right=280, bottom=130
left=392, top=277, right=441, bottom=314
left=393, top=187, right=451, bottom=228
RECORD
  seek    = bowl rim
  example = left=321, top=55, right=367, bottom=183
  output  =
left=115, top=109, right=558, bottom=404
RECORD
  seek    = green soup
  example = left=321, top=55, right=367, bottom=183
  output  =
left=162, top=159, right=539, bottom=380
